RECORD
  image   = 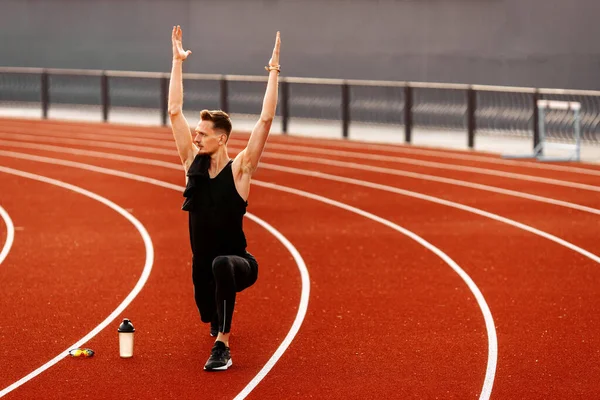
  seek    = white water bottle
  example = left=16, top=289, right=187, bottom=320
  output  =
left=118, top=318, right=135, bottom=358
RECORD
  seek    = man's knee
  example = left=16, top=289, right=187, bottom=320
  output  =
left=212, top=256, right=234, bottom=282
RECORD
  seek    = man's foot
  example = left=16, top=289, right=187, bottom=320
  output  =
left=204, top=341, right=232, bottom=371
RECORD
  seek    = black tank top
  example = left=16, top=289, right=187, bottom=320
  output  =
left=182, top=155, right=248, bottom=261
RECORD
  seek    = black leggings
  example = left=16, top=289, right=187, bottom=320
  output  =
left=192, top=253, right=258, bottom=333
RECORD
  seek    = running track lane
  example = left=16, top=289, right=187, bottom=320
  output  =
left=2, top=117, right=600, bottom=180
left=0, top=156, right=304, bottom=400
left=3, top=126, right=597, bottom=207
left=1, top=131, right=598, bottom=227
left=1, top=123, right=598, bottom=190
left=251, top=163, right=600, bottom=399
left=257, top=155, right=600, bottom=253
left=0, top=152, right=490, bottom=399
left=243, top=135, right=600, bottom=182
left=5, top=117, right=598, bottom=186
left=2, top=120, right=596, bottom=398
left=4, top=136, right=596, bottom=256
left=0, top=170, right=147, bottom=390
left=3, top=122, right=596, bottom=396
left=252, top=146, right=600, bottom=208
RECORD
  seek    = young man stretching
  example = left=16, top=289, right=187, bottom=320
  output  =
left=168, top=25, right=280, bottom=371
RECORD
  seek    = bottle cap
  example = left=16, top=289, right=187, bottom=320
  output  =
left=118, top=318, right=135, bottom=333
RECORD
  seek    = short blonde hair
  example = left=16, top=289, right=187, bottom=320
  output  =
left=200, top=109, right=232, bottom=138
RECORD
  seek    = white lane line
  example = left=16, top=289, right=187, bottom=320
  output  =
left=0, top=134, right=174, bottom=156
left=0, top=130, right=173, bottom=147
left=3, top=133, right=599, bottom=192
left=0, top=140, right=178, bottom=168
left=0, top=167, right=154, bottom=398
left=0, top=151, right=492, bottom=399
left=261, top=163, right=600, bottom=264
left=5, top=125, right=600, bottom=177
left=256, top=151, right=600, bottom=214
left=0, top=150, right=183, bottom=191
left=1, top=142, right=598, bottom=217
left=251, top=135, right=600, bottom=177
left=237, top=212, right=310, bottom=400
left=1, top=150, right=597, bottom=262
left=0, top=205, right=15, bottom=265
left=0, top=126, right=172, bottom=141
left=244, top=181, right=497, bottom=400
left=0, top=154, right=310, bottom=400
left=241, top=143, right=600, bottom=193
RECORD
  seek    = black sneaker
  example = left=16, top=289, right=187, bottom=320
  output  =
left=204, top=341, right=232, bottom=371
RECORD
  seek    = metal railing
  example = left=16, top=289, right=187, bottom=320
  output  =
left=1, top=66, right=599, bottom=146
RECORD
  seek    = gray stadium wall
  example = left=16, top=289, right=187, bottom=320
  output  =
left=1, top=0, right=599, bottom=90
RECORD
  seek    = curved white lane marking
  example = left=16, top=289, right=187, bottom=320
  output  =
left=254, top=147, right=600, bottom=193
left=256, top=151, right=600, bottom=214
left=0, top=131, right=172, bottom=147
left=0, top=205, right=15, bottom=265
left=3, top=133, right=599, bottom=192
left=5, top=125, right=600, bottom=177
left=248, top=135, right=600, bottom=177
left=0, top=151, right=493, bottom=399
left=0, top=135, right=174, bottom=156
left=0, top=143, right=598, bottom=217
left=0, top=166, right=154, bottom=398
left=261, top=163, right=600, bottom=264
left=0, top=156, right=310, bottom=400
left=0, top=140, right=179, bottom=168
left=235, top=213, right=310, bottom=400
left=246, top=181, right=497, bottom=400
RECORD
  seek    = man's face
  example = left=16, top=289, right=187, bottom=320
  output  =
left=194, top=120, right=225, bottom=155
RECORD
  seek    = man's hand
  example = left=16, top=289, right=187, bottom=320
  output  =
left=172, top=25, right=192, bottom=61
left=268, top=31, right=281, bottom=68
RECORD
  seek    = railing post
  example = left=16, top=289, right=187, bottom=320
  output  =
left=160, top=75, right=168, bottom=126
left=280, top=79, right=289, bottom=134
left=341, top=82, right=350, bottom=139
left=220, top=76, right=228, bottom=113
left=467, top=87, right=476, bottom=149
left=101, top=72, right=109, bottom=122
left=404, top=85, right=413, bottom=144
left=532, top=90, right=540, bottom=152
left=41, top=71, right=49, bottom=119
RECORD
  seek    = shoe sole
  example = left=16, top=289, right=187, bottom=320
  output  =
left=204, top=359, right=232, bottom=371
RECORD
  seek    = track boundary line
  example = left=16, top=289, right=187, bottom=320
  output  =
left=248, top=180, right=497, bottom=400
left=3, top=122, right=600, bottom=175
left=0, top=205, right=15, bottom=265
left=0, top=157, right=310, bottom=400
left=1, top=150, right=597, bottom=265
left=257, top=151, right=600, bottom=209
left=0, top=167, right=155, bottom=398
left=2, top=133, right=598, bottom=192
left=260, top=136, right=600, bottom=176
left=235, top=213, right=309, bottom=400
left=0, top=151, right=494, bottom=399
left=1, top=142, right=598, bottom=217
left=236, top=143, right=600, bottom=192
left=261, top=163, right=600, bottom=264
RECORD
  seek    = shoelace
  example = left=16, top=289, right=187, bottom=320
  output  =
left=211, top=345, right=227, bottom=360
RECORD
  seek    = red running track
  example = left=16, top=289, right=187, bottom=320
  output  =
left=0, top=118, right=599, bottom=399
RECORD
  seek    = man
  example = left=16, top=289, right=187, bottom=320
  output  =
left=168, top=25, right=280, bottom=371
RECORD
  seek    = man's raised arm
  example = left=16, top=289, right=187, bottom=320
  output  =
left=168, top=25, right=196, bottom=172
left=239, top=32, right=281, bottom=174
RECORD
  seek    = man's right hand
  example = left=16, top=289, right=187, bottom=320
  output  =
left=172, top=25, right=192, bottom=61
